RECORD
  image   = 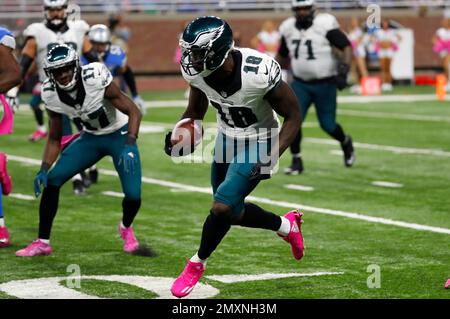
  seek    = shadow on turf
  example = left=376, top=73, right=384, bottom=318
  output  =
left=131, top=244, right=157, bottom=257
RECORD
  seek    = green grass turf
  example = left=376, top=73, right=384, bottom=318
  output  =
left=0, top=87, right=449, bottom=299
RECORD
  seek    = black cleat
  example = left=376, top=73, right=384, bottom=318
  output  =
left=80, top=171, right=92, bottom=188
left=341, top=135, right=355, bottom=167
left=89, top=168, right=99, bottom=184
left=73, top=179, right=86, bottom=196
left=284, top=156, right=304, bottom=175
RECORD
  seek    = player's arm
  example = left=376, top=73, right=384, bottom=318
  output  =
left=264, top=80, right=301, bottom=157
left=0, top=44, right=21, bottom=93
left=275, top=36, right=291, bottom=70
left=104, top=80, right=142, bottom=142
left=20, top=37, right=37, bottom=78
left=326, top=28, right=352, bottom=90
left=180, top=85, right=209, bottom=120
left=119, top=64, right=139, bottom=98
left=41, top=110, right=63, bottom=169
left=81, top=35, right=98, bottom=63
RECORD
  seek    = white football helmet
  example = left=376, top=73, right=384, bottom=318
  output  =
left=88, top=24, right=112, bottom=44
left=44, top=44, right=79, bottom=91
left=44, top=0, right=69, bottom=29
left=292, top=0, right=315, bottom=8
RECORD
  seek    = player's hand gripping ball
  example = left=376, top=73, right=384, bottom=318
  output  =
left=164, top=118, right=203, bottom=157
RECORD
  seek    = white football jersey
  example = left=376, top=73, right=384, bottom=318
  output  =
left=279, top=13, right=340, bottom=81
left=42, top=62, right=128, bottom=135
left=23, top=20, right=89, bottom=82
left=182, top=48, right=281, bottom=140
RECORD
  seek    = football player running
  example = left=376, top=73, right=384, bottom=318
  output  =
left=0, top=27, right=21, bottom=248
left=6, top=0, right=98, bottom=143
left=16, top=44, right=143, bottom=257
left=82, top=24, right=146, bottom=114
left=277, top=0, right=355, bottom=175
left=164, top=16, right=304, bottom=298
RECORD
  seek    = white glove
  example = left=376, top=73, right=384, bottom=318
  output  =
left=5, top=87, right=19, bottom=113
left=133, top=95, right=146, bottom=115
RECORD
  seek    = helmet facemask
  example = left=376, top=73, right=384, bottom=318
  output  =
left=46, top=60, right=79, bottom=91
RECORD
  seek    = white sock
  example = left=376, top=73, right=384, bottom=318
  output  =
left=0, top=218, right=5, bottom=227
left=89, top=165, right=97, bottom=171
left=38, top=125, right=47, bottom=132
left=293, top=153, right=301, bottom=159
left=277, top=216, right=291, bottom=237
left=39, top=238, right=50, bottom=244
left=120, top=222, right=130, bottom=229
left=72, top=173, right=82, bottom=181
left=190, top=252, right=207, bottom=265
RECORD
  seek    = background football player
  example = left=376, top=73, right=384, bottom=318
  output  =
left=6, top=0, right=98, bottom=143
left=82, top=24, right=146, bottom=114
left=0, top=26, right=21, bottom=248
left=277, top=0, right=355, bottom=175
left=164, top=16, right=304, bottom=298
left=16, top=44, right=143, bottom=257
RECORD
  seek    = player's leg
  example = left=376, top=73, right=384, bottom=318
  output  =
left=16, top=133, right=102, bottom=257
left=109, top=127, right=142, bottom=253
left=314, top=83, right=355, bottom=167
left=285, top=79, right=313, bottom=175
left=171, top=136, right=304, bottom=298
left=28, top=91, right=47, bottom=142
left=0, top=153, right=12, bottom=247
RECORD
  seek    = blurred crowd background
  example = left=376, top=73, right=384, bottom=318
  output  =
left=1, top=0, right=450, bottom=92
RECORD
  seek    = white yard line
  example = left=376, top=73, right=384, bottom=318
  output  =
left=284, top=184, right=315, bottom=192
left=102, top=191, right=124, bottom=198
left=306, top=137, right=450, bottom=158
left=8, top=193, right=35, bottom=201
left=8, top=154, right=450, bottom=235
left=372, top=181, right=404, bottom=188
left=337, top=109, right=450, bottom=123
left=206, top=272, right=345, bottom=283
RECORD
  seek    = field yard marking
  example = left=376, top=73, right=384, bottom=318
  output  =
left=102, top=191, right=124, bottom=198
left=0, top=275, right=218, bottom=299
left=8, top=193, right=35, bottom=201
left=138, top=124, right=166, bottom=134
left=306, top=138, right=450, bottom=158
left=141, top=95, right=450, bottom=110
left=8, top=154, right=450, bottom=235
left=371, top=181, right=404, bottom=188
left=284, top=184, right=315, bottom=192
left=337, top=109, right=450, bottom=123
left=206, top=272, right=344, bottom=283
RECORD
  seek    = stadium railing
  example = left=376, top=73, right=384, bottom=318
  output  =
left=0, top=0, right=449, bottom=18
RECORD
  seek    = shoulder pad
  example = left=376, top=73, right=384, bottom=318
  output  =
left=0, top=27, right=15, bottom=49
left=279, top=17, right=296, bottom=35
left=23, top=23, right=44, bottom=39
left=81, top=62, right=113, bottom=88
left=314, top=13, right=339, bottom=32
left=68, top=20, right=90, bottom=34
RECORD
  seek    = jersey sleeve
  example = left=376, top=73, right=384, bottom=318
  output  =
left=257, top=55, right=282, bottom=95
left=0, top=27, right=16, bottom=49
left=41, top=80, right=64, bottom=114
left=83, top=62, right=113, bottom=89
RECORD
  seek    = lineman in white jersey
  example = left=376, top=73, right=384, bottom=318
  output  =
left=16, top=44, right=144, bottom=257
left=164, top=16, right=304, bottom=298
left=6, top=0, right=97, bottom=143
left=277, top=0, right=355, bottom=175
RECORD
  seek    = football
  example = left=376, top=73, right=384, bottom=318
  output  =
left=170, top=118, right=203, bottom=146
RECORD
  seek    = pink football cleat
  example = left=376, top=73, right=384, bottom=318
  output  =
left=445, top=279, right=450, bottom=289
left=118, top=224, right=139, bottom=253
left=0, top=226, right=11, bottom=248
left=171, top=260, right=205, bottom=298
left=0, top=153, right=12, bottom=195
left=279, top=210, right=305, bottom=260
left=16, top=239, right=52, bottom=257
left=29, top=129, right=48, bottom=142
